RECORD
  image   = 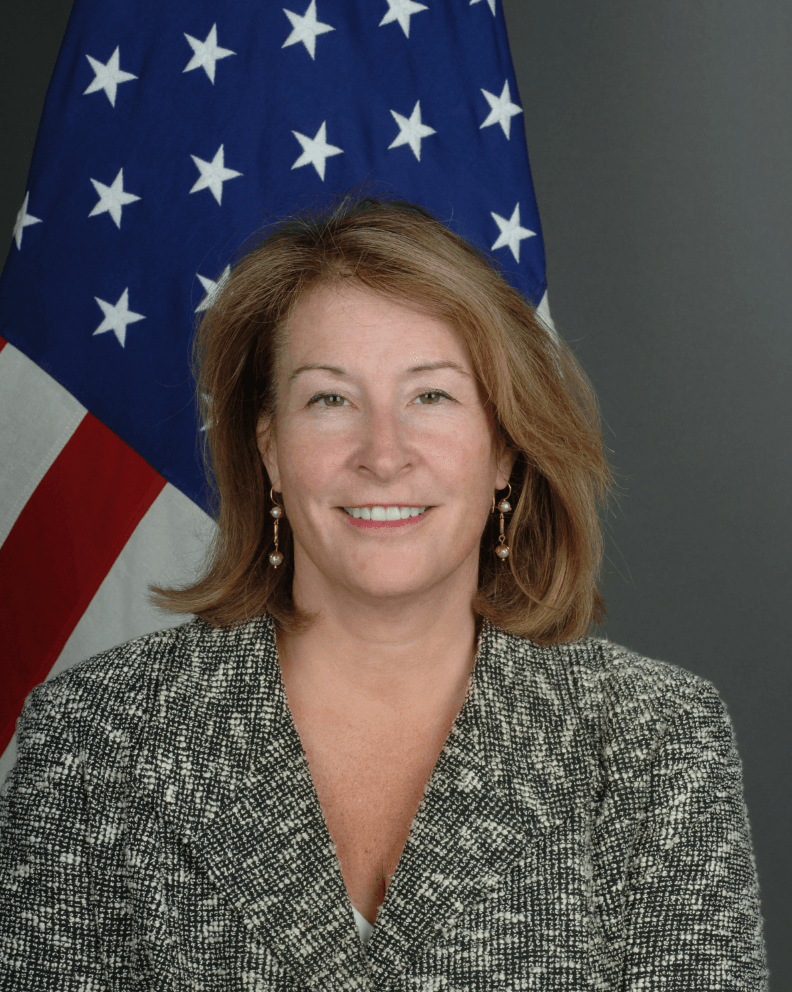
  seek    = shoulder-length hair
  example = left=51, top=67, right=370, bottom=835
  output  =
left=151, top=195, right=613, bottom=644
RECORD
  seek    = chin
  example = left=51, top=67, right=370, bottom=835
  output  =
left=332, top=547, right=476, bottom=603
left=335, top=567, right=437, bottom=602
left=294, top=531, right=480, bottom=603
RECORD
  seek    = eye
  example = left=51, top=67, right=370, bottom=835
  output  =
left=414, top=390, right=452, bottom=405
left=308, top=392, right=349, bottom=408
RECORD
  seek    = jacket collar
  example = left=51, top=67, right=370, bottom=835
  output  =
left=144, top=613, right=595, bottom=991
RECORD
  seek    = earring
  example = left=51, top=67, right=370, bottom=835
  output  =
left=269, top=487, right=284, bottom=568
left=493, top=483, right=512, bottom=560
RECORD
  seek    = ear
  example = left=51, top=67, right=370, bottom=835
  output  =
left=494, top=445, right=518, bottom=491
left=256, top=414, right=281, bottom=492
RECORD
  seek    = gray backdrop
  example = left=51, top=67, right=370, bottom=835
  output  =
left=2, top=0, right=789, bottom=983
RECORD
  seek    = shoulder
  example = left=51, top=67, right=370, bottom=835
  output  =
left=488, top=625, right=722, bottom=729
left=15, top=616, right=272, bottom=763
left=558, top=634, right=722, bottom=729
left=487, top=626, right=743, bottom=805
left=26, top=619, right=202, bottom=718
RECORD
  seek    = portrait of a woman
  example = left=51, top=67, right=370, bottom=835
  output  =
left=0, top=197, right=768, bottom=989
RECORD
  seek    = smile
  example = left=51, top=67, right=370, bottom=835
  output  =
left=342, top=506, right=428, bottom=520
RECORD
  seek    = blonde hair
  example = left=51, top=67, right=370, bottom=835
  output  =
left=151, top=196, right=613, bottom=644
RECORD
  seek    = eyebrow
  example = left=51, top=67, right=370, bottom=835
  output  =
left=287, top=359, right=471, bottom=382
left=288, top=363, right=346, bottom=382
left=407, top=360, right=471, bottom=377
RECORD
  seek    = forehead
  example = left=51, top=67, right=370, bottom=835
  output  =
left=282, top=281, right=471, bottom=369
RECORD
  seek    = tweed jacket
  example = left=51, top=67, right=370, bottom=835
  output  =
left=0, top=613, right=768, bottom=991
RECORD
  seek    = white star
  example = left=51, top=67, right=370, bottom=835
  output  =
left=83, top=47, right=137, bottom=107
left=388, top=101, right=436, bottom=161
left=470, top=0, right=497, bottom=14
left=183, top=24, right=235, bottom=84
left=480, top=80, right=523, bottom=139
left=195, top=264, right=232, bottom=312
left=93, top=288, right=145, bottom=347
left=379, top=0, right=428, bottom=39
left=88, top=168, right=141, bottom=229
left=282, top=1, right=335, bottom=59
left=190, top=144, right=243, bottom=205
left=491, top=203, right=535, bottom=262
left=13, top=192, right=42, bottom=250
left=291, top=121, right=343, bottom=180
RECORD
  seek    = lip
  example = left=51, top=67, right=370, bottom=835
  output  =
left=337, top=506, right=433, bottom=530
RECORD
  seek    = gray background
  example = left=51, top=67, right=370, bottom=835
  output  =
left=2, top=0, right=789, bottom=983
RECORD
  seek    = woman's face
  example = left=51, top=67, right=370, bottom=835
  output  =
left=258, top=280, right=515, bottom=606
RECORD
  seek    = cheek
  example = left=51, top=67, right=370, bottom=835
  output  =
left=428, top=420, right=494, bottom=481
left=281, top=430, right=346, bottom=493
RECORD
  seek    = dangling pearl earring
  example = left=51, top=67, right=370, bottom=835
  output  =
left=493, top=482, right=512, bottom=560
left=269, top=487, right=284, bottom=568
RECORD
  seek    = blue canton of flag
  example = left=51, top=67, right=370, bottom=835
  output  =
left=0, top=0, right=548, bottom=774
left=3, top=0, right=546, bottom=508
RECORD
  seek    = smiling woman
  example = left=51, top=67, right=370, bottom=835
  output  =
left=256, top=280, right=517, bottom=631
left=150, top=196, right=611, bottom=644
left=0, top=195, right=768, bottom=988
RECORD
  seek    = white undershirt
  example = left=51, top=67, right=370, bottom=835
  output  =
left=351, top=904, right=374, bottom=945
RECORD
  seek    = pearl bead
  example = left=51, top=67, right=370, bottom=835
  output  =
left=497, top=499, right=512, bottom=513
left=496, top=546, right=510, bottom=559
left=270, top=506, right=282, bottom=519
left=269, top=551, right=284, bottom=567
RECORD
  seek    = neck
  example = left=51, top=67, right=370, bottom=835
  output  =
left=276, top=570, right=480, bottom=720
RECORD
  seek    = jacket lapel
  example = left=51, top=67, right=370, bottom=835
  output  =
left=361, top=621, right=596, bottom=985
left=150, top=614, right=594, bottom=990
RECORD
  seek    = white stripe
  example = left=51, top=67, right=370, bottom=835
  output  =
left=0, top=483, right=216, bottom=789
left=50, top=483, right=216, bottom=678
left=536, top=290, right=558, bottom=341
left=0, top=344, right=86, bottom=547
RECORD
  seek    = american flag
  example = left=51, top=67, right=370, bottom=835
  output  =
left=0, top=0, right=549, bottom=783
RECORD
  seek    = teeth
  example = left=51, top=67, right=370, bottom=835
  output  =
left=342, top=506, right=428, bottom=519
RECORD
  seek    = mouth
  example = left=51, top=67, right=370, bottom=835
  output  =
left=338, top=505, right=432, bottom=529
left=341, top=505, right=428, bottom=520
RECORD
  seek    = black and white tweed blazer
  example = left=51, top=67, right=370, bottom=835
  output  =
left=0, top=613, right=768, bottom=990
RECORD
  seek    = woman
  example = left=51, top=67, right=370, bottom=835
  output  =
left=0, top=197, right=768, bottom=989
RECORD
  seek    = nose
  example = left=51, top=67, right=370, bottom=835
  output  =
left=354, top=405, right=413, bottom=483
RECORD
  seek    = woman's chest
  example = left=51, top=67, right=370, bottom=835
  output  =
left=287, top=702, right=457, bottom=926
left=116, top=784, right=620, bottom=989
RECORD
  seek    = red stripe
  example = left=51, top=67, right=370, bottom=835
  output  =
left=0, top=414, right=165, bottom=751
left=0, top=336, right=7, bottom=354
